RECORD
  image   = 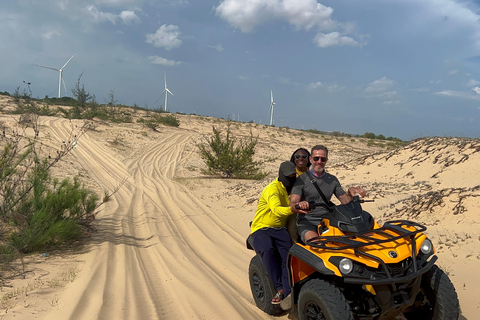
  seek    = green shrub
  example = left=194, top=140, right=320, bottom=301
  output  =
left=196, top=121, right=266, bottom=179
left=137, top=113, right=180, bottom=129
left=0, top=115, right=102, bottom=254
left=8, top=174, right=99, bottom=253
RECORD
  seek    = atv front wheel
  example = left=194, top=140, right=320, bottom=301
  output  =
left=404, top=265, right=459, bottom=320
left=298, top=279, right=354, bottom=320
left=248, top=255, right=283, bottom=315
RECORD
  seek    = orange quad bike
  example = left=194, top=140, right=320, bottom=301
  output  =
left=247, top=196, right=460, bottom=320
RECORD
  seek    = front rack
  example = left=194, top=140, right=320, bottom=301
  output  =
left=305, top=220, right=430, bottom=281
left=306, top=220, right=426, bottom=250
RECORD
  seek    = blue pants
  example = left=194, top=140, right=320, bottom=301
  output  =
left=252, top=228, right=292, bottom=296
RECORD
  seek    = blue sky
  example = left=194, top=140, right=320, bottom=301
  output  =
left=2, top=0, right=480, bottom=140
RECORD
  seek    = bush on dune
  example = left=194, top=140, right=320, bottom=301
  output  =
left=8, top=174, right=99, bottom=253
left=137, top=113, right=180, bottom=129
left=196, top=121, right=266, bottom=179
left=0, top=114, right=103, bottom=256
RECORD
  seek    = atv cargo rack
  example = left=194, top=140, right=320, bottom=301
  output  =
left=305, top=220, right=433, bottom=282
left=306, top=219, right=426, bottom=251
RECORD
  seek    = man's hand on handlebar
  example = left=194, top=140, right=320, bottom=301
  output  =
left=293, top=201, right=311, bottom=214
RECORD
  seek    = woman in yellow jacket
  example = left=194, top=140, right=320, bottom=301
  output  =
left=250, top=161, right=307, bottom=304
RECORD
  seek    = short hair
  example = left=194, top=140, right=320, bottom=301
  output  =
left=311, top=145, right=328, bottom=155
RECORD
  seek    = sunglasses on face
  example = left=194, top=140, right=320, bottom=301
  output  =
left=294, top=154, right=308, bottom=159
left=312, top=156, right=328, bottom=162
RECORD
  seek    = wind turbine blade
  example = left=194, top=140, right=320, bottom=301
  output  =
left=61, top=54, right=76, bottom=70
left=166, top=88, right=173, bottom=96
left=155, top=90, right=166, bottom=104
left=35, top=64, right=59, bottom=72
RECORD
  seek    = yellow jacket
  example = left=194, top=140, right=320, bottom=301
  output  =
left=251, top=178, right=293, bottom=234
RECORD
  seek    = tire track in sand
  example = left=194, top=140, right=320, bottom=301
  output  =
left=42, top=119, right=274, bottom=320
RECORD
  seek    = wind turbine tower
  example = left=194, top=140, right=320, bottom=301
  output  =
left=156, top=71, right=174, bottom=112
left=35, top=54, right=76, bottom=98
left=269, top=90, right=275, bottom=126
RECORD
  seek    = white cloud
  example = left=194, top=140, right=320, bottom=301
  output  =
left=215, top=0, right=334, bottom=32
left=472, top=87, right=480, bottom=94
left=215, top=0, right=358, bottom=48
left=166, top=0, right=189, bottom=6
left=308, top=81, right=323, bottom=90
left=215, top=0, right=271, bottom=33
left=84, top=6, right=140, bottom=24
left=119, top=10, right=140, bottom=24
left=468, top=79, right=480, bottom=86
left=93, top=0, right=140, bottom=6
left=449, top=69, right=459, bottom=75
left=86, top=5, right=117, bottom=24
left=41, top=30, right=60, bottom=40
left=365, top=77, right=398, bottom=104
left=327, top=84, right=344, bottom=92
left=276, top=0, right=334, bottom=31
left=148, top=55, right=183, bottom=66
left=378, top=91, right=398, bottom=99
left=434, top=89, right=480, bottom=100
left=208, top=44, right=224, bottom=51
left=383, top=100, right=400, bottom=105
left=313, top=32, right=358, bottom=48
left=146, top=24, right=182, bottom=50
left=365, top=76, right=395, bottom=93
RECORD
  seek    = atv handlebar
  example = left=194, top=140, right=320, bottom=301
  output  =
left=294, top=201, right=329, bottom=210
left=294, top=196, right=374, bottom=210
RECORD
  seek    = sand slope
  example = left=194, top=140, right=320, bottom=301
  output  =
left=0, top=97, right=477, bottom=319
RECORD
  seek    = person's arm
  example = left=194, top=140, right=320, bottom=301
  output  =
left=337, top=187, right=367, bottom=204
left=266, top=190, right=293, bottom=217
left=290, top=194, right=309, bottom=214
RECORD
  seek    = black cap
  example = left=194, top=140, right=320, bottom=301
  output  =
left=279, top=161, right=296, bottom=176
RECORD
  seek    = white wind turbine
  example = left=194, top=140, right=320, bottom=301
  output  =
left=35, top=54, right=76, bottom=98
left=156, top=71, right=174, bottom=111
left=269, top=90, right=275, bottom=126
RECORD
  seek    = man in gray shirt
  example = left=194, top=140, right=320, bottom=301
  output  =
left=290, top=145, right=366, bottom=243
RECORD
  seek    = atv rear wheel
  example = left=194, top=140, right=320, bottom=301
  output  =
left=404, top=265, right=459, bottom=320
left=298, top=279, right=354, bottom=320
left=248, top=255, right=283, bottom=315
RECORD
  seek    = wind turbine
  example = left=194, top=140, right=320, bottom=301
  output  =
left=35, top=54, right=76, bottom=98
left=269, top=90, right=275, bottom=126
left=156, top=71, right=174, bottom=112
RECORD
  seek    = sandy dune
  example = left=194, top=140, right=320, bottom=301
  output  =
left=0, top=96, right=478, bottom=319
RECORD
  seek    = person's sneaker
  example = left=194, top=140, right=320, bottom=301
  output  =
left=279, top=293, right=292, bottom=310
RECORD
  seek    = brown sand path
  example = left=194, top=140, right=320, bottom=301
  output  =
left=39, top=118, right=273, bottom=320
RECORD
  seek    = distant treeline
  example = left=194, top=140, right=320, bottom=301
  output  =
left=1, top=88, right=402, bottom=142
left=304, top=128, right=403, bottom=142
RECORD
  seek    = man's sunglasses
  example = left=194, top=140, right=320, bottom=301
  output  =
left=312, top=156, right=328, bottom=162
left=294, top=154, right=308, bottom=159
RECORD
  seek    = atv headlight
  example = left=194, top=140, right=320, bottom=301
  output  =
left=420, top=239, right=433, bottom=255
left=339, top=258, right=353, bottom=274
